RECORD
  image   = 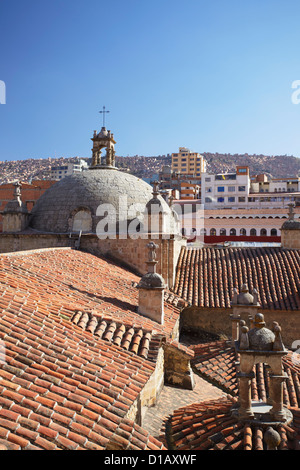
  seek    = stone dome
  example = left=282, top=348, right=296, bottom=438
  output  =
left=29, top=169, right=156, bottom=233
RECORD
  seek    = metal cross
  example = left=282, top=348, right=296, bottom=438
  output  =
left=99, top=106, right=110, bottom=127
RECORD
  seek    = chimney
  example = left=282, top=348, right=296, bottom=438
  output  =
left=136, top=242, right=165, bottom=324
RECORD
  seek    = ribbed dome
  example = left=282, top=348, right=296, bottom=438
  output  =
left=29, top=169, right=154, bottom=233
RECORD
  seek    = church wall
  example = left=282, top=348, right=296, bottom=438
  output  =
left=180, top=306, right=300, bottom=349
left=0, top=233, right=71, bottom=253
left=0, top=232, right=185, bottom=289
left=125, top=346, right=165, bottom=426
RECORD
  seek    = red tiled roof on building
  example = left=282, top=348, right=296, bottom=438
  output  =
left=163, top=397, right=300, bottom=450
left=0, top=248, right=176, bottom=450
left=173, top=246, right=300, bottom=310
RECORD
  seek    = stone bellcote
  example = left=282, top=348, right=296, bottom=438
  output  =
left=90, top=126, right=116, bottom=169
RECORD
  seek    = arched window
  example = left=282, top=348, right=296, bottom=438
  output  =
left=220, top=228, right=226, bottom=236
left=230, top=228, right=236, bottom=236
left=271, top=228, right=277, bottom=236
left=250, top=228, right=257, bottom=236
left=260, top=228, right=267, bottom=236
left=240, top=228, right=247, bottom=235
left=200, top=228, right=207, bottom=235
left=72, top=209, right=92, bottom=233
left=210, top=228, right=216, bottom=236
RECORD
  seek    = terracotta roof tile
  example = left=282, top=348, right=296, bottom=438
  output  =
left=173, top=246, right=300, bottom=310
left=164, top=398, right=300, bottom=450
left=0, top=248, right=169, bottom=450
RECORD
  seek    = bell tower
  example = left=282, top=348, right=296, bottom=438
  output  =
left=90, top=107, right=117, bottom=169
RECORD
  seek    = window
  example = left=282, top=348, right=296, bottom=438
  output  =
left=217, top=197, right=225, bottom=203
left=250, top=228, right=257, bottom=236
left=230, top=228, right=236, bottom=236
left=205, top=197, right=212, bottom=203
left=217, top=186, right=225, bottom=192
left=238, top=186, right=246, bottom=192
left=260, top=229, right=267, bottom=236
left=220, top=228, right=226, bottom=235
left=205, top=177, right=211, bottom=182
left=228, top=197, right=235, bottom=202
left=210, top=228, right=216, bottom=236
left=228, top=186, right=235, bottom=192
left=271, top=228, right=277, bottom=236
left=240, top=228, right=247, bottom=235
left=205, top=187, right=212, bottom=193
left=238, top=197, right=246, bottom=202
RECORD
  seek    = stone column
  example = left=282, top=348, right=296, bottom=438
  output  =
left=269, top=374, right=288, bottom=422
left=237, top=370, right=255, bottom=419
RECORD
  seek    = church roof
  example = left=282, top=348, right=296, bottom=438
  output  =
left=0, top=247, right=181, bottom=450
left=173, top=246, right=300, bottom=310
left=29, top=169, right=154, bottom=233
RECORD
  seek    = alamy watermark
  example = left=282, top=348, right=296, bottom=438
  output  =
left=0, top=80, right=6, bottom=104
left=93, top=196, right=205, bottom=241
left=291, top=80, right=300, bottom=104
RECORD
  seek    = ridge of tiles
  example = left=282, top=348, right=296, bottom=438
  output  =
left=0, top=248, right=172, bottom=450
left=162, top=397, right=300, bottom=451
left=191, top=341, right=300, bottom=407
left=71, top=310, right=164, bottom=362
left=173, top=246, right=300, bottom=310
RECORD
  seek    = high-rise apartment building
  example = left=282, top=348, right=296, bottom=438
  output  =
left=171, top=147, right=206, bottom=176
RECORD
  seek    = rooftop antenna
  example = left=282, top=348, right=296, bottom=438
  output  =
left=99, top=106, right=110, bottom=128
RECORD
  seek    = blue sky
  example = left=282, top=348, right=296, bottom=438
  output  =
left=1, top=0, right=300, bottom=161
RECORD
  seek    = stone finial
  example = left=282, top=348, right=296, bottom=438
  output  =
left=252, top=288, right=259, bottom=305
left=232, top=287, right=238, bottom=304
left=264, top=426, right=281, bottom=450
left=239, top=325, right=249, bottom=350
left=168, top=194, right=174, bottom=207
left=147, top=241, right=158, bottom=263
left=151, top=180, right=160, bottom=199
left=272, top=322, right=285, bottom=352
left=13, top=181, right=22, bottom=201
left=235, top=284, right=255, bottom=306
left=288, top=203, right=295, bottom=221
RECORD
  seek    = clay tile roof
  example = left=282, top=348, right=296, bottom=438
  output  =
left=192, top=341, right=300, bottom=407
left=163, top=397, right=300, bottom=450
left=0, top=248, right=171, bottom=450
left=173, top=246, right=300, bottom=310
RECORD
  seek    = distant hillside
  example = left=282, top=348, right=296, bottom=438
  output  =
left=202, top=153, right=300, bottom=179
left=0, top=152, right=299, bottom=184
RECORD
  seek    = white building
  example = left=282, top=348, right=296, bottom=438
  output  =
left=201, top=166, right=300, bottom=210
left=50, top=159, right=89, bottom=180
left=201, top=166, right=250, bottom=209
